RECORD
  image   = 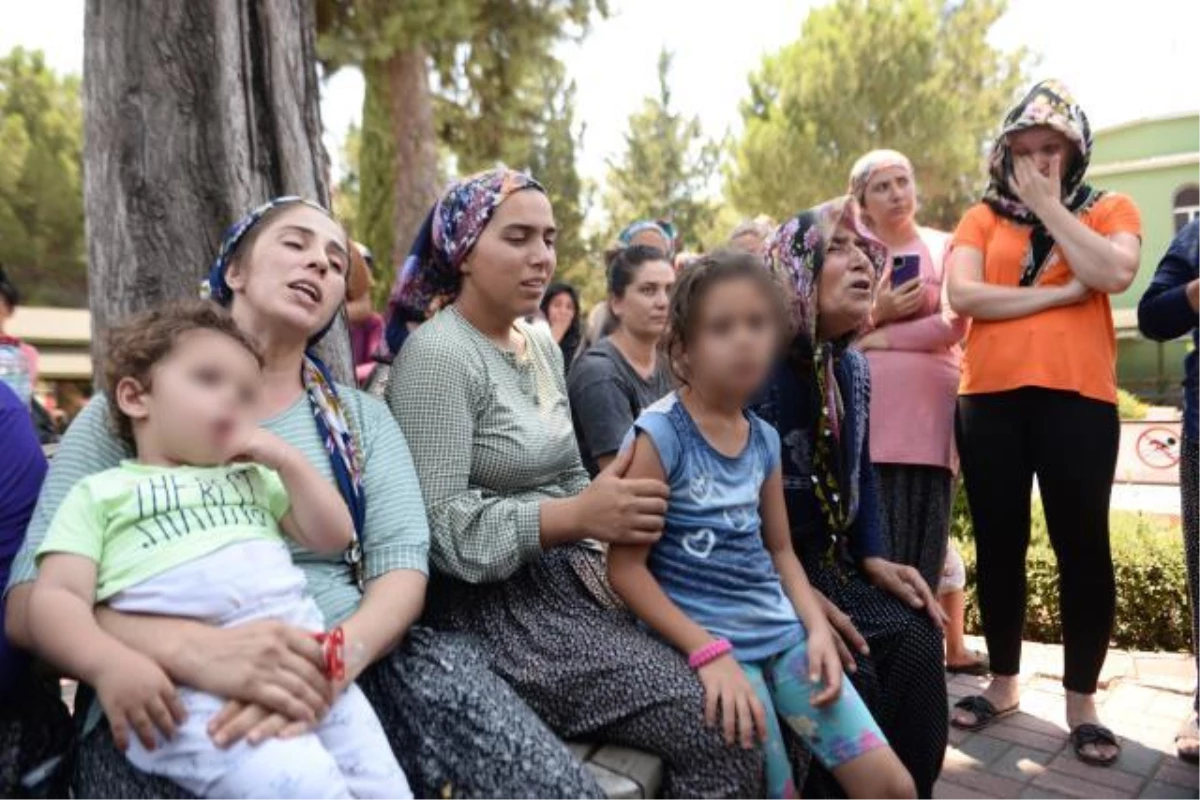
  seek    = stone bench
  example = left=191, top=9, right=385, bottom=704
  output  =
left=570, top=742, right=664, bottom=799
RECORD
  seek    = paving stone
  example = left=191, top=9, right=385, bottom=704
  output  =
left=1132, top=654, right=1197, bottom=695
left=1033, top=767, right=1138, bottom=798
left=1018, top=689, right=1069, bottom=718
left=1046, top=753, right=1147, bottom=794
left=1021, top=785, right=1072, bottom=799
left=944, top=746, right=978, bottom=771
left=1027, top=677, right=1068, bottom=696
left=1140, top=726, right=1186, bottom=756
left=1138, top=780, right=1199, bottom=799
left=1148, top=691, right=1192, bottom=719
left=936, top=642, right=1200, bottom=796
left=1154, top=758, right=1200, bottom=789
left=952, top=674, right=992, bottom=692
left=939, top=761, right=1028, bottom=797
left=985, top=722, right=1068, bottom=754
left=989, top=745, right=1054, bottom=783
left=956, top=734, right=1014, bottom=766
left=933, top=779, right=991, bottom=799
left=1118, top=739, right=1169, bottom=779
left=1108, top=685, right=1176, bottom=716
left=1005, top=710, right=1070, bottom=737
left=948, top=726, right=971, bottom=746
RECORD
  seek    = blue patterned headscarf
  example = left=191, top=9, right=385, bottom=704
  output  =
left=384, top=167, right=546, bottom=357
left=203, top=197, right=367, bottom=582
left=617, top=219, right=676, bottom=257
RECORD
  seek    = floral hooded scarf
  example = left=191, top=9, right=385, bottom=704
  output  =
left=383, top=166, right=546, bottom=357
left=764, top=197, right=886, bottom=553
left=847, top=149, right=915, bottom=210
left=982, top=79, right=1104, bottom=286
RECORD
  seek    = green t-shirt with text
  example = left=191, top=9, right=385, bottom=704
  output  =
left=38, top=461, right=290, bottom=601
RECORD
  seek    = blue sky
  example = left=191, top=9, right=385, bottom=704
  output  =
left=3, top=0, right=1197, bottom=190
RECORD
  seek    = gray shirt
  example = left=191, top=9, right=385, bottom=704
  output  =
left=567, top=338, right=674, bottom=477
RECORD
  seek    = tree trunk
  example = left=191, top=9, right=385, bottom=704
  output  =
left=83, top=0, right=353, bottom=382
left=384, top=47, right=439, bottom=270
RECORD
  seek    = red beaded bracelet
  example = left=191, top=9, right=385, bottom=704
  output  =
left=688, top=638, right=732, bottom=670
left=312, top=627, right=347, bottom=681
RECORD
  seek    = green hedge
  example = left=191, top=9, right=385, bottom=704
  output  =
left=1117, top=388, right=1149, bottom=421
left=951, top=486, right=1191, bottom=652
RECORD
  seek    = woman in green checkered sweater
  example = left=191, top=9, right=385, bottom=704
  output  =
left=389, top=168, right=767, bottom=797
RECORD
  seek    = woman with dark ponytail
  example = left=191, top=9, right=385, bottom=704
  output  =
left=569, top=244, right=676, bottom=476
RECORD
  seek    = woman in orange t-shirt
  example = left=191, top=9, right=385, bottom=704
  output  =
left=946, top=80, right=1141, bottom=767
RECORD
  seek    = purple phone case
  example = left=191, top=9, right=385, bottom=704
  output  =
left=892, top=255, right=921, bottom=287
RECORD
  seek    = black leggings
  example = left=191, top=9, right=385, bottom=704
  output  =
left=956, top=388, right=1119, bottom=694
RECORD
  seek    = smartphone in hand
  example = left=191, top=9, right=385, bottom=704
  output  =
left=891, top=254, right=921, bottom=288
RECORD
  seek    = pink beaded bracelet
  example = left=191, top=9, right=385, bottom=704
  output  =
left=688, top=638, right=732, bottom=670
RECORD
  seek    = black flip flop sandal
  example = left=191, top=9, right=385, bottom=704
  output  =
left=946, top=651, right=991, bottom=676
left=1071, top=723, right=1121, bottom=767
left=950, top=695, right=1018, bottom=732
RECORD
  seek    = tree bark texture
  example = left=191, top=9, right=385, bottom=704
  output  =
left=83, top=0, right=353, bottom=382
left=384, top=47, right=439, bottom=270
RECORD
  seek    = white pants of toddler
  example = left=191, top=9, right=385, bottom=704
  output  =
left=111, top=540, right=411, bottom=799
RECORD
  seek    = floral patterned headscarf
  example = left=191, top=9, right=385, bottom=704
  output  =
left=765, top=197, right=885, bottom=548
left=203, top=197, right=367, bottom=587
left=765, top=197, right=886, bottom=346
left=847, top=149, right=915, bottom=209
left=384, top=166, right=545, bottom=357
left=982, top=79, right=1104, bottom=285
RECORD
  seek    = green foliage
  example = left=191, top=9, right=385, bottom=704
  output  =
left=356, top=62, right=396, bottom=274
left=602, top=49, right=721, bottom=252
left=690, top=202, right=748, bottom=255
left=332, top=122, right=361, bottom=239
left=0, top=48, right=85, bottom=307
left=317, top=0, right=606, bottom=273
left=952, top=487, right=1189, bottom=652
left=431, top=0, right=601, bottom=173
left=523, top=65, right=603, bottom=305
left=1117, top=388, right=1149, bottom=421
left=727, top=0, right=1026, bottom=229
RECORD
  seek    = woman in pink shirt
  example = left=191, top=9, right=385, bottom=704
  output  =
left=850, top=150, right=985, bottom=674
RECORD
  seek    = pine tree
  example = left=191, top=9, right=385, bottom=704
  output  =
left=318, top=0, right=605, bottom=275
left=0, top=48, right=85, bottom=307
left=603, top=49, right=720, bottom=252
left=523, top=63, right=603, bottom=304
left=727, top=0, right=1026, bottom=229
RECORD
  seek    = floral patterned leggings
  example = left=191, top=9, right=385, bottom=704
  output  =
left=743, top=638, right=886, bottom=799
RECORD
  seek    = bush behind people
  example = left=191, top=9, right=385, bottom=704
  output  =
left=952, top=490, right=1188, bottom=651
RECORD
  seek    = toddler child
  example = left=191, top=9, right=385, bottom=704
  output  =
left=27, top=302, right=410, bottom=799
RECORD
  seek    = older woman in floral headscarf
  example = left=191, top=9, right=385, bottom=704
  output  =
left=388, top=167, right=764, bottom=797
left=751, top=196, right=949, bottom=798
left=947, top=80, right=1141, bottom=766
